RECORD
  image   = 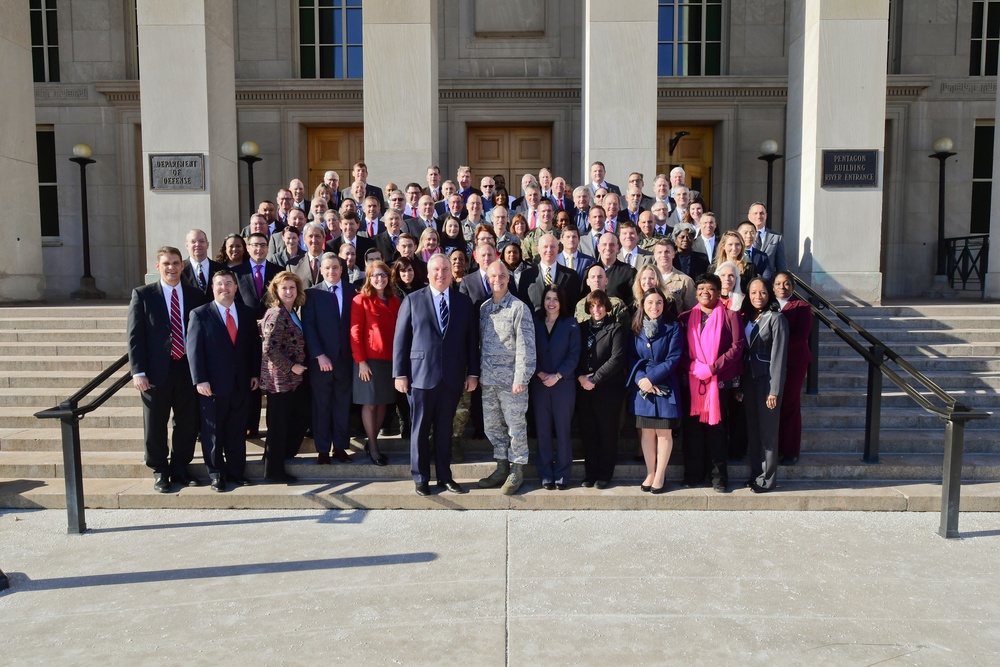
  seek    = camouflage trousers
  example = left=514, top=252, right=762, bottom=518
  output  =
left=481, top=384, right=529, bottom=464
left=451, top=390, right=472, bottom=441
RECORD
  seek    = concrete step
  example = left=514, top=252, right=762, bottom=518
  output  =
left=0, top=317, right=127, bottom=331
left=800, top=428, right=1000, bottom=454
left=816, top=370, right=1000, bottom=390
left=801, top=389, right=999, bottom=410
left=0, top=371, right=127, bottom=390
left=831, top=315, right=1000, bottom=330
left=1, top=450, right=998, bottom=484
left=2, top=477, right=998, bottom=511
left=840, top=304, right=1000, bottom=318
left=817, top=357, right=1000, bottom=372
left=0, top=329, right=127, bottom=343
left=819, top=342, right=1000, bottom=357
left=0, top=342, right=126, bottom=357
left=0, top=407, right=143, bottom=429
left=0, top=388, right=140, bottom=409
left=820, top=329, right=1000, bottom=344
left=798, top=406, right=998, bottom=429
left=0, top=356, right=124, bottom=372
left=0, top=303, right=130, bottom=318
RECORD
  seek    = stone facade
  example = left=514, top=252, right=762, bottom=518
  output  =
left=3, top=0, right=997, bottom=300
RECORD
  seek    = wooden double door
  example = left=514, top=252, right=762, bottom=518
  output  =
left=307, top=127, right=365, bottom=192
left=657, top=125, right=713, bottom=207
left=467, top=126, right=552, bottom=192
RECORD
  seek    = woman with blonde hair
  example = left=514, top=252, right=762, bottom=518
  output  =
left=712, top=230, right=756, bottom=292
left=416, top=227, right=442, bottom=262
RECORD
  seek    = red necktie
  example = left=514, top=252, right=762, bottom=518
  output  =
left=368, top=220, right=375, bottom=237
left=530, top=210, right=537, bottom=229
left=225, top=307, right=237, bottom=345
left=558, top=199, right=564, bottom=210
left=169, top=288, right=184, bottom=360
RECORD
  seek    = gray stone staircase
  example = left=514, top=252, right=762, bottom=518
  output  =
left=0, top=301, right=998, bottom=511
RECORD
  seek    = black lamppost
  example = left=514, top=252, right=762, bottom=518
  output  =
left=757, top=139, right=784, bottom=217
left=930, top=136, right=957, bottom=277
left=70, top=143, right=105, bottom=299
left=239, top=141, right=262, bottom=219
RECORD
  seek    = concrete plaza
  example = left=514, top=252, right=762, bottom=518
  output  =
left=2, top=508, right=999, bottom=665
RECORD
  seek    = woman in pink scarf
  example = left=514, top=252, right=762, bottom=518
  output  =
left=681, top=273, right=745, bottom=492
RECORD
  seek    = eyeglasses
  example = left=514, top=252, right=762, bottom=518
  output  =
left=391, top=197, right=404, bottom=202
left=371, top=273, right=388, bottom=279
left=248, top=242, right=267, bottom=247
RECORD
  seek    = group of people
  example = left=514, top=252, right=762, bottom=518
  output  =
left=127, top=161, right=813, bottom=496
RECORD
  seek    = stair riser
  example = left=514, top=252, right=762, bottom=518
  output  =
left=820, top=331, right=1000, bottom=344
left=0, top=331, right=127, bottom=343
left=817, top=375, right=1000, bottom=390
left=0, top=319, right=127, bottom=331
left=0, top=359, right=124, bottom=371
left=0, top=395, right=140, bottom=409
left=818, top=358, right=1000, bottom=372
left=0, top=345, right=127, bottom=357
left=802, top=394, right=1000, bottom=409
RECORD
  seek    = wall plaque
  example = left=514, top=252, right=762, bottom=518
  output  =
left=822, top=150, right=878, bottom=188
left=150, top=154, right=205, bottom=190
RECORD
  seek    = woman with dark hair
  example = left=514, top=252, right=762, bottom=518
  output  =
left=492, top=187, right=510, bottom=210
left=216, top=233, right=248, bottom=268
left=439, top=215, right=468, bottom=257
left=532, top=284, right=581, bottom=490
left=772, top=271, right=812, bottom=465
left=259, top=270, right=309, bottom=483
left=391, top=257, right=421, bottom=298
left=576, top=289, right=627, bottom=489
left=501, top=242, right=530, bottom=285
left=627, top=288, right=684, bottom=493
left=554, top=209, right=573, bottom=233
left=350, top=260, right=401, bottom=466
left=449, top=248, right=468, bottom=283
left=681, top=273, right=745, bottom=493
left=742, top=278, right=788, bottom=492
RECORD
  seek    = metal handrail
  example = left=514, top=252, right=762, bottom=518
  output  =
left=34, top=353, right=132, bottom=534
left=791, top=273, right=990, bottom=539
left=944, top=233, right=989, bottom=298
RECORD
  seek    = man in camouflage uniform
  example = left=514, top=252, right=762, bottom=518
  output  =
left=477, top=260, right=536, bottom=494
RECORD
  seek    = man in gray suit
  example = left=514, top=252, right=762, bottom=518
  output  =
left=748, top=202, right=787, bottom=274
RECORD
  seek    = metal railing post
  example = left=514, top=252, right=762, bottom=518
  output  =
left=806, top=298, right=820, bottom=395
left=863, top=344, right=884, bottom=464
left=58, top=400, right=87, bottom=535
left=939, top=416, right=966, bottom=538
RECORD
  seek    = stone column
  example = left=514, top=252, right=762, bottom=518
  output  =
left=137, top=0, right=238, bottom=277
left=986, top=82, right=1000, bottom=298
left=363, top=0, right=438, bottom=186
left=0, top=0, right=45, bottom=301
left=784, top=0, right=888, bottom=302
left=582, top=0, right=657, bottom=191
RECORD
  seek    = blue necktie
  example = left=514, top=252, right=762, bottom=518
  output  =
left=439, top=294, right=449, bottom=334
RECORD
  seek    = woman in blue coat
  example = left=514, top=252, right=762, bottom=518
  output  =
left=532, top=284, right=581, bottom=490
left=627, top=288, right=684, bottom=493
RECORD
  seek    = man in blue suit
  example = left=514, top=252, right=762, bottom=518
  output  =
left=186, top=269, right=261, bottom=492
left=302, top=253, right=356, bottom=465
left=394, top=254, right=481, bottom=496
left=556, top=226, right=595, bottom=280
left=738, top=221, right=775, bottom=283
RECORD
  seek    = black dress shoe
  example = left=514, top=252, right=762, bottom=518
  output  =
left=581, top=479, right=595, bottom=488
left=651, top=485, right=666, bottom=495
left=640, top=484, right=652, bottom=492
left=172, top=472, right=201, bottom=487
left=781, top=455, right=799, bottom=465
left=555, top=483, right=568, bottom=491
left=153, top=473, right=171, bottom=493
left=414, top=481, right=431, bottom=496
left=210, top=477, right=226, bottom=492
left=332, top=449, right=352, bottom=463
left=594, top=481, right=609, bottom=490
left=437, top=480, right=466, bottom=494
left=230, top=476, right=253, bottom=487
left=367, top=450, right=388, bottom=466
left=750, top=483, right=771, bottom=494
left=542, top=482, right=556, bottom=491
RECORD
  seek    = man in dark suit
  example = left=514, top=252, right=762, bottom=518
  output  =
left=411, top=195, right=439, bottom=234
left=374, top=209, right=406, bottom=263
left=738, top=221, right=775, bottom=282
left=359, top=196, right=384, bottom=239
left=585, top=161, right=621, bottom=198
left=339, top=162, right=385, bottom=212
left=622, top=187, right=647, bottom=224
left=673, top=223, right=710, bottom=278
left=627, top=172, right=656, bottom=211
left=455, top=165, right=481, bottom=202
left=268, top=209, right=307, bottom=264
left=181, top=229, right=224, bottom=299
left=423, top=165, right=444, bottom=202
left=436, top=192, right=467, bottom=221
left=186, top=269, right=261, bottom=492
left=128, top=246, right=207, bottom=493
left=393, top=254, right=481, bottom=496
left=459, top=242, right=498, bottom=308
left=517, top=233, right=581, bottom=313
left=328, top=211, right=375, bottom=258
left=235, top=233, right=280, bottom=437
left=236, top=233, right=280, bottom=318
left=593, top=232, right=637, bottom=307
left=302, top=253, right=355, bottom=464
left=578, top=206, right=608, bottom=260
left=556, top=226, right=595, bottom=280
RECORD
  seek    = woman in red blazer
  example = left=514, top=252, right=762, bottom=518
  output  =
left=350, top=260, right=402, bottom=466
left=773, top=271, right=813, bottom=464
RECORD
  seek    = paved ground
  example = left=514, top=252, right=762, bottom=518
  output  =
left=2, top=509, right=1000, bottom=665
